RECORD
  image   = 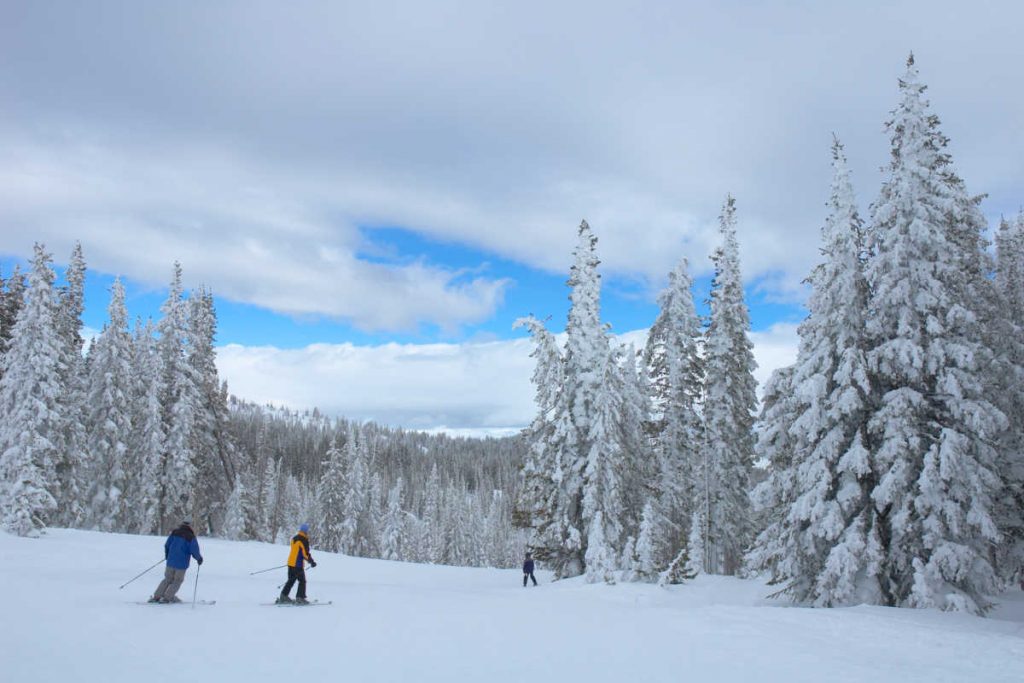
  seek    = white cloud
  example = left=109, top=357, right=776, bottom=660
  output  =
left=217, top=325, right=800, bottom=431
left=216, top=337, right=538, bottom=431
left=1, top=1, right=1021, bottom=331
left=0, top=140, right=509, bottom=332
left=749, top=323, right=801, bottom=400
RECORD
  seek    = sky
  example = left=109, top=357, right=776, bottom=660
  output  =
left=1, top=1, right=1022, bottom=434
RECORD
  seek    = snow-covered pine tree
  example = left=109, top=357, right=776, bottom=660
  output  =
left=694, top=195, right=757, bottom=576
left=551, top=219, right=610, bottom=577
left=994, top=211, right=1024, bottom=584
left=340, top=428, right=365, bottom=555
left=316, top=437, right=348, bottom=552
left=131, top=318, right=166, bottom=534
left=864, top=55, right=1005, bottom=613
left=0, top=264, right=27, bottom=379
left=0, top=245, right=63, bottom=535
left=380, top=477, right=406, bottom=561
left=221, top=475, right=248, bottom=541
left=747, top=138, right=877, bottom=606
left=84, top=278, right=135, bottom=531
left=512, top=315, right=563, bottom=565
left=614, top=344, right=655, bottom=551
left=53, top=242, right=88, bottom=527
left=631, top=500, right=662, bottom=581
left=157, top=263, right=199, bottom=531
left=643, top=256, right=704, bottom=573
left=581, top=344, right=625, bottom=582
left=584, top=511, right=616, bottom=583
left=187, top=288, right=234, bottom=531
left=365, top=471, right=383, bottom=557
left=422, top=462, right=444, bottom=562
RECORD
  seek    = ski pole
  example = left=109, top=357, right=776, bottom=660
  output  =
left=192, top=564, right=201, bottom=610
left=250, top=564, right=287, bottom=576
left=119, top=558, right=165, bottom=590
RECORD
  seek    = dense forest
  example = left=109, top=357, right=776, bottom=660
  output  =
left=0, top=253, right=527, bottom=567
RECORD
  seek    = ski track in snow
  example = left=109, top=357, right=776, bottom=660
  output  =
left=3, top=529, right=1023, bottom=682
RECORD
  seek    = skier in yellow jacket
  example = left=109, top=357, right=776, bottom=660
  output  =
left=277, top=523, right=316, bottom=604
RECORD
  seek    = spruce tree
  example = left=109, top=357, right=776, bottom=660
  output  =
left=188, top=288, right=234, bottom=530
left=157, top=263, right=199, bottom=530
left=0, top=264, right=27, bottom=379
left=512, top=315, right=563, bottom=563
left=694, top=196, right=757, bottom=576
left=643, top=256, right=704, bottom=573
left=317, top=438, right=348, bottom=552
left=131, top=318, right=166, bottom=534
left=747, top=139, right=877, bottom=605
left=380, top=477, right=406, bottom=561
left=0, top=245, right=63, bottom=535
left=581, top=344, right=625, bottom=582
left=53, top=242, right=88, bottom=526
left=85, top=278, right=135, bottom=530
left=554, top=219, right=610, bottom=577
left=994, top=211, right=1024, bottom=583
left=864, top=56, right=1004, bottom=613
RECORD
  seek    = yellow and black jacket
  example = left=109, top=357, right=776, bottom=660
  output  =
left=287, top=531, right=314, bottom=569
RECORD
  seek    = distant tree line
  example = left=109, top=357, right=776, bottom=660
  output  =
left=0, top=250, right=526, bottom=568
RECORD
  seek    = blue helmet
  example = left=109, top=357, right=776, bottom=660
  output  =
left=299, top=523, right=310, bottom=533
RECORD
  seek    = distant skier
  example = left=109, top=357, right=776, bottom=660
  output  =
left=278, top=523, right=316, bottom=604
left=523, top=552, right=537, bottom=587
left=149, top=519, right=203, bottom=603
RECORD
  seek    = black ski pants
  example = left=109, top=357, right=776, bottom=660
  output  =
left=282, top=566, right=307, bottom=599
left=523, top=571, right=537, bottom=587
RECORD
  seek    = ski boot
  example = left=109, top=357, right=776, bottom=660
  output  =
left=148, top=596, right=161, bottom=603
left=295, top=597, right=309, bottom=605
left=160, top=596, right=182, bottom=604
left=276, top=595, right=294, bottom=604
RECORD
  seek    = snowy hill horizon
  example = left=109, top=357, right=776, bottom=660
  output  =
left=5, top=528, right=1023, bottom=683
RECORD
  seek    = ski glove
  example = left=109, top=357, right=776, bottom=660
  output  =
left=310, top=560, right=317, bottom=568
left=197, top=557, right=203, bottom=565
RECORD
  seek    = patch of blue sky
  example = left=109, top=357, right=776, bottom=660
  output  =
left=2, top=230, right=806, bottom=349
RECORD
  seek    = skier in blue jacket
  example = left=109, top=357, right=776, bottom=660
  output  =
left=149, top=519, right=203, bottom=603
left=523, top=552, right=537, bottom=587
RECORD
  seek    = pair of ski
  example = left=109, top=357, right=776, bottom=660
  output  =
left=264, top=599, right=331, bottom=607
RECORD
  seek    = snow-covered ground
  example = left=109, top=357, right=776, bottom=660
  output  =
left=3, top=529, right=1023, bottom=682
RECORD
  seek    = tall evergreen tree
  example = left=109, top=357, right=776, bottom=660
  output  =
left=549, top=219, right=610, bottom=577
left=131, top=318, right=166, bottom=534
left=380, top=477, right=406, bottom=561
left=157, top=263, right=198, bottom=530
left=0, top=245, right=63, bottom=535
left=53, top=242, right=88, bottom=526
left=643, top=256, right=704, bottom=572
left=317, top=438, right=349, bottom=552
left=188, top=288, right=234, bottom=531
left=581, top=344, right=625, bottom=582
left=994, top=211, right=1024, bottom=583
left=864, top=55, right=1004, bottom=613
left=747, top=139, right=877, bottom=605
left=84, top=278, right=135, bottom=530
left=512, top=316, right=563, bottom=558
left=693, top=196, right=757, bottom=576
left=0, top=264, right=27, bottom=378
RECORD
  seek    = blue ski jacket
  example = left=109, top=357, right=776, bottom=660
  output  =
left=523, top=558, right=535, bottom=574
left=165, top=524, right=203, bottom=570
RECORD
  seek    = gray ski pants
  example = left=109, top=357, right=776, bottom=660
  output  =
left=153, top=566, right=187, bottom=601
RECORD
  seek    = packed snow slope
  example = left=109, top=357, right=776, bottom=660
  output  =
left=3, top=529, right=1023, bottom=683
